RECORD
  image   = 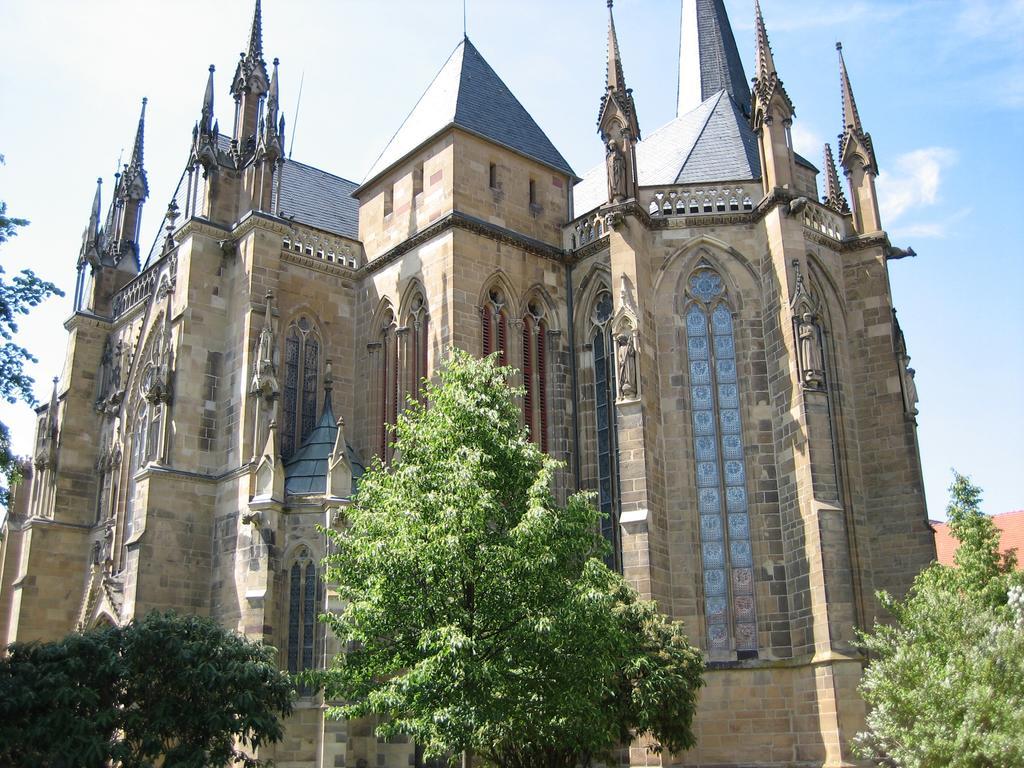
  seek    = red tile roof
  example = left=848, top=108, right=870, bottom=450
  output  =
left=931, top=510, right=1024, bottom=571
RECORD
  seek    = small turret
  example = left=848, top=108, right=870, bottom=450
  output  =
left=837, top=42, right=881, bottom=233
left=597, top=0, right=640, bottom=206
left=750, top=1, right=796, bottom=193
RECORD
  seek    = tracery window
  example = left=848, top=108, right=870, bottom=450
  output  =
left=591, top=289, right=621, bottom=571
left=287, top=547, right=322, bottom=682
left=121, top=402, right=157, bottom=570
left=481, top=287, right=509, bottom=365
left=282, top=316, right=321, bottom=459
left=378, top=308, right=399, bottom=461
left=522, top=299, right=549, bottom=453
left=684, top=266, right=757, bottom=654
left=406, top=294, right=429, bottom=403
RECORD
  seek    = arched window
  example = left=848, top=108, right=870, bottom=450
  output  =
left=121, top=402, right=152, bottom=570
left=406, top=294, right=429, bottom=403
left=287, top=547, right=323, bottom=683
left=591, top=289, right=621, bottom=571
left=522, top=298, right=549, bottom=453
left=282, top=316, right=321, bottom=459
left=684, top=266, right=757, bottom=654
left=481, top=287, right=509, bottom=365
left=377, top=308, right=399, bottom=461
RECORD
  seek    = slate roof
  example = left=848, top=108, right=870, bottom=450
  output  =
left=362, top=38, right=574, bottom=188
left=283, top=394, right=365, bottom=496
left=143, top=139, right=359, bottom=269
left=685, top=0, right=752, bottom=118
left=574, top=90, right=761, bottom=216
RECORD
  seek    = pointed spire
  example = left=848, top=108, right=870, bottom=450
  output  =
left=606, top=1, right=626, bottom=93
left=201, top=65, right=215, bottom=133
left=678, top=0, right=750, bottom=118
left=754, top=0, right=776, bottom=81
left=822, top=143, right=850, bottom=214
left=248, top=0, right=264, bottom=63
left=87, top=177, right=102, bottom=242
left=266, top=57, right=280, bottom=129
left=837, top=42, right=862, bottom=133
left=129, top=98, right=146, bottom=174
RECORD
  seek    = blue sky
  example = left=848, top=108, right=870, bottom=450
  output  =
left=0, top=0, right=1021, bottom=518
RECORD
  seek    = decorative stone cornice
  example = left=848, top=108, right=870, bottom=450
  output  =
left=361, top=210, right=566, bottom=277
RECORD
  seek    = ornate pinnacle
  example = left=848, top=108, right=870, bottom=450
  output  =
left=247, top=0, right=264, bottom=64
left=754, top=0, right=777, bottom=81
left=201, top=65, right=215, bottom=133
left=822, top=143, right=850, bottom=214
left=836, top=42, right=877, bottom=171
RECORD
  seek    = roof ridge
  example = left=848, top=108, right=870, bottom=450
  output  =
left=363, top=39, right=466, bottom=184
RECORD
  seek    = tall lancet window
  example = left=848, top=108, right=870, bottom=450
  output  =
left=481, top=287, right=509, bottom=365
left=522, top=299, right=549, bottom=453
left=406, top=294, right=429, bottom=403
left=685, top=266, right=757, bottom=654
left=287, top=546, right=323, bottom=685
left=282, top=316, right=321, bottom=458
left=591, top=290, right=621, bottom=571
left=378, top=308, right=399, bottom=461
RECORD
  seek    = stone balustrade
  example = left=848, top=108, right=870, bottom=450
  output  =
left=282, top=225, right=361, bottom=270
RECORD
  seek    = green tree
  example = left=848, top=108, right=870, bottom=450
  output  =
left=0, top=153, right=64, bottom=507
left=316, top=350, right=704, bottom=767
left=0, top=611, right=295, bottom=768
left=854, top=472, right=1024, bottom=768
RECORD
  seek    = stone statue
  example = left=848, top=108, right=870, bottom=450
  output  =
left=902, top=355, right=919, bottom=416
left=617, top=331, right=637, bottom=399
left=606, top=138, right=626, bottom=203
left=797, top=312, right=825, bottom=389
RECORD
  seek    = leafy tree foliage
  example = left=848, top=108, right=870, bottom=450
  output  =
left=317, top=350, right=704, bottom=767
left=854, top=472, right=1024, bottom=768
left=0, top=611, right=295, bottom=768
left=0, top=153, right=64, bottom=507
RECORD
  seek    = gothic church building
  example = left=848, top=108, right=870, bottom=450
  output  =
left=0, top=1, right=935, bottom=765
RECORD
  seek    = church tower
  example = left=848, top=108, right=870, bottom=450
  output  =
left=1, top=2, right=935, bottom=766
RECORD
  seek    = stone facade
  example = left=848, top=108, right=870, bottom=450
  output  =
left=0, top=1, right=935, bottom=766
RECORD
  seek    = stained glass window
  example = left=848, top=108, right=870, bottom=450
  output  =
left=592, top=290, right=621, bottom=571
left=407, top=294, right=429, bottom=403
left=378, top=310, right=399, bottom=462
left=288, top=548, right=320, bottom=687
left=281, top=317, right=321, bottom=459
left=481, top=288, right=509, bottom=365
left=522, top=300, right=549, bottom=453
left=685, top=267, right=757, bottom=653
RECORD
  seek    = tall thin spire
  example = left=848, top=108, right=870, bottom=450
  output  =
left=837, top=42, right=862, bottom=133
left=87, top=177, right=103, bottom=242
left=677, top=0, right=750, bottom=118
left=606, top=0, right=626, bottom=94
left=119, top=98, right=149, bottom=203
left=201, top=64, right=215, bottom=132
left=247, top=0, right=264, bottom=63
left=753, top=0, right=776, bottom=81
left=128, top=97, right=147, bottom=176
left=836, top=42, right=876, bottom=170
left=822, top=143, right=850, bottom=214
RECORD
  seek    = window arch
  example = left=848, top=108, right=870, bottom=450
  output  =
left=287, top=546, right=323, bottom=683
left=405, top=293, right=429, bottom=404
left=377, top=307, right=399, bottom=462
left=522, top=297, right=549, bottom=453
left=684, top=265, right=757, bottom=654
left=282, top=315, right=322, bottom=459
left=590, top=289, right=621, bottom=571
left=481, top=286, right=509, bottom=365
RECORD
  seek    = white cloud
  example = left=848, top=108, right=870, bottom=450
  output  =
left=790, top=123, right=824, bottom=165
left=891, top=208, right=972, bottom=240
left=957, top=0, right=1024, bottom=45
left=877, top=147, right=957, bottom=223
